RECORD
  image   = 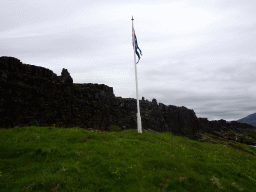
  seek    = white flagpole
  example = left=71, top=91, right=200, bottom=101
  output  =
left=132, top=16, right=142, bottom=133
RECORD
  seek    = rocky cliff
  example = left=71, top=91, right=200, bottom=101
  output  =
left=0, top=57, right=254, bottom=141
left=198, top=118, right=255, bottom=134
left=0, top=57, right=201, bottom=139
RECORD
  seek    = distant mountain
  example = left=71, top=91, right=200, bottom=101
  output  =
left=237, top=113, right=256, bottom=126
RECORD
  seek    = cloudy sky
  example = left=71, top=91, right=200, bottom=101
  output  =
left=1, top=0, right=256, bottom=121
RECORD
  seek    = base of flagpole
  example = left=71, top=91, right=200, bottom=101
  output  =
left=137, top=113, right=142, bottom=133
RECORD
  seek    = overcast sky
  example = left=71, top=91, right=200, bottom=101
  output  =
left=1, top=0, right=256, bottom=121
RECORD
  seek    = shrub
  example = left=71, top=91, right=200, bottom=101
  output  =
left=28, top=119, right=38, bottom=126
left=248, top=133, right=256, bottom=140
left=109, top=125, right=121, bottom=132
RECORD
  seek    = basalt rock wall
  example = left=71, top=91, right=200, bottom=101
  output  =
left=0, top=57, right=254, bottom=140
left=198, top=118, right=255, bottom=134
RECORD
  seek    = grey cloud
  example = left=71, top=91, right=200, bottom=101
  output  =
left=140, top=84, right=256, bottom=121
left=1, top=0, right=256, bottom=121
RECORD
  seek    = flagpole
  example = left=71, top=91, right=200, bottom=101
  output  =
left=132, top=16, right=142, bottom=133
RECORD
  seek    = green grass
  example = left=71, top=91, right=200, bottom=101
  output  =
left=0, top=126, right=256, bottom=192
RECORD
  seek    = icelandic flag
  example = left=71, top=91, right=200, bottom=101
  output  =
left=132, top=27, right=142, bottom=64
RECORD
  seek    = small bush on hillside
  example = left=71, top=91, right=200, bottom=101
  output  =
left=28, top=119, right=38, bottom=126
left=248, top=133, right=256, bottom=140
left=109, top=125, right=121, bottom=132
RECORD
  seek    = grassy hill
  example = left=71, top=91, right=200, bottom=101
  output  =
left=0, top=126, right=256, bottom=192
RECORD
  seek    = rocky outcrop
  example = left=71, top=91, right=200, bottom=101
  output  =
left=197, top=118, right=256, bottom=146
left=198, top=118, right=254, bottom=134
left=0, top=57, right=201, bottom=139
left=0, top=57, right=254, bottom=141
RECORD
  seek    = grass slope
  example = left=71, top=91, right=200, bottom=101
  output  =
left=0, top=126, right=256, bottom=192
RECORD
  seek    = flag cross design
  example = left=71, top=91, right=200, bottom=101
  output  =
left=132, top=27, right=142, bottom=63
